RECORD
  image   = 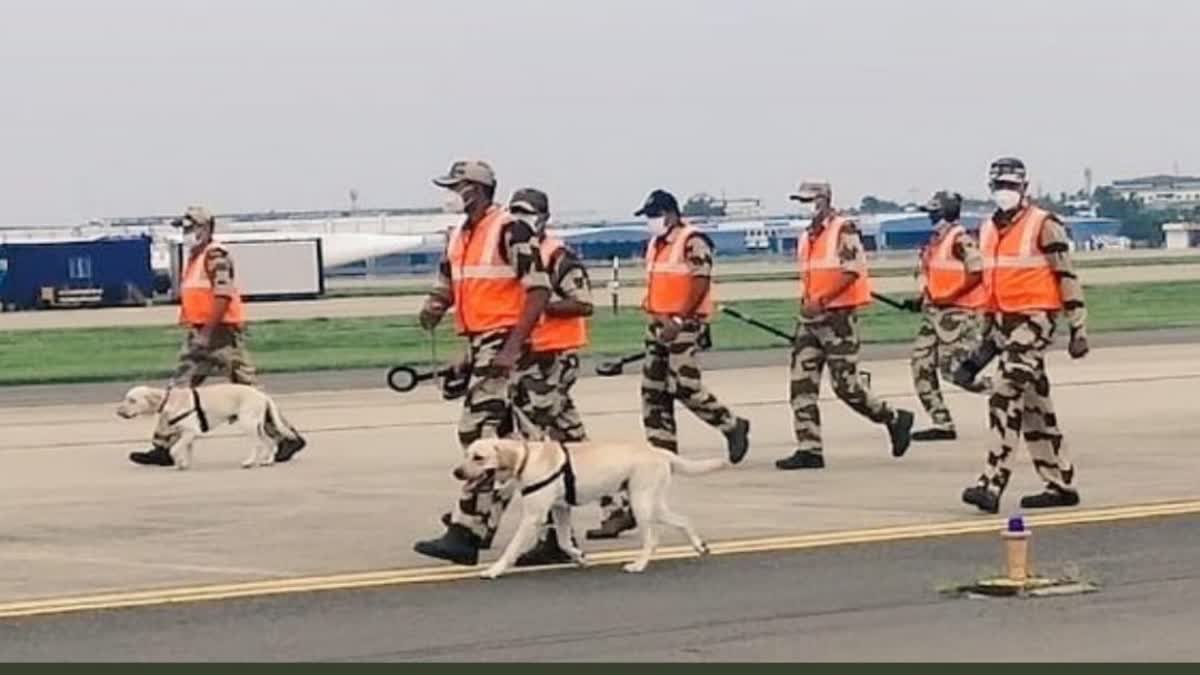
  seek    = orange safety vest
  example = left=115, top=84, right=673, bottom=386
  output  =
left=644, top=223, right=715, bottom=318
left=797, top=215, right=872, bottom=310
left=980, top=206, right=1064, bottom=313
left=446, top=206, right=526, bottom=335
left=179, top=243, right=246, bottom=327
left=530, top=238, right=589, bottom=353
left=922, top=224, right=986, bottom=309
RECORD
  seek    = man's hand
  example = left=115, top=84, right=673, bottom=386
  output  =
left=192, top=329, right=212, bottom=350
left=419, top=298, right=447, bottom=331
left=801, top=297, right=826, bottom=319
left=490, top=344, right=521, bottom=374
left=656, top=316, right=682, bottom=343
left=1068, top=329, right=1090, bottom=360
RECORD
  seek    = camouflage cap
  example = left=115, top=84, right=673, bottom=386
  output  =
left=171, top=206, right=214, bottom=229
left=432, top=159, right=497, bottom=188
left=989, top=157, right=1028, bottom=185
left=509, top=188, right=550, bottom=215
left=920, top=191, right=963, bottom=213
left=789, top=180, right=832, bottom=201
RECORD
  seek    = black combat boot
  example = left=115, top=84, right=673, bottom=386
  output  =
left=516, top=533, right=576, bottom=568
left=274, top=435, right=307, bottom=463
left=413, top=524, right=482, bottom=566
left=889, top=410, right=916, bottom=458
left=912, top=427, right=958, bottom=442
left=776, top=450, right=826, bottom=471
left=129, top=446, right=174, bottom=467
left=961, top=485, right=1001, bottom=514
left=1020, top=487, right=1081, bottom=510
left=586, top=509, right=637, bottom=540
left=440, top=512, right=493, bottom=549
left=725, top=417, right=751, bottom=465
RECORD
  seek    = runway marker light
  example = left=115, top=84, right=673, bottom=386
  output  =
left=1003, top=515, right=1031, bottom=582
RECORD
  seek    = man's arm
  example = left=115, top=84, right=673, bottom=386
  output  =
left=545, top=250, right=594, bottom=318
left=202, top=248, right=235, bottom=337
left=419, top=258, right=454, bottom=330
left=495, top=220, right=551, bottom=363
left=1041, top=217, right=1088, bottom=334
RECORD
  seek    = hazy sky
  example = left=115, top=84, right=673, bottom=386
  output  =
left=1, top=0, right=1197, bottom=224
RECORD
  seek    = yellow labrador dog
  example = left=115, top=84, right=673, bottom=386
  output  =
left=455, top=438, right=727, bottom=579
left=117, top=384, right=301, bottom=470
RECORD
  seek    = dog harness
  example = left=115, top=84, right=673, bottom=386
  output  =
left=520, top=443, right=578, bottom=506
left=166, top=389, right=211, bottom=433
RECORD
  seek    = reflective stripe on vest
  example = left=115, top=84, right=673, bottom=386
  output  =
left=923, top=225, right=986, bottom=309
left=178, top=243, right=246, bottom=327
left=797, top=216, right=872, bottom=310
left=979, top=206, right=1064, bottom=313
left=447, top=206, right=525, bottom=335
left=530, top=237, right=589, bottom=353
left=644, top=224, right=714, bottom=318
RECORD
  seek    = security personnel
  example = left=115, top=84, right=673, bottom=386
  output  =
left=507, top=188, right=594, bottom=566
left=909, top=191, right=990, bottom=442
left=777, top=181, right=915, bottom=471
left=414, top=161, right=551, bottom=566
left=129, top=207, right=306, bottom=467
left=589, top=189, right=752, bottom=540
left=962, top=157, right=1089, bottom=514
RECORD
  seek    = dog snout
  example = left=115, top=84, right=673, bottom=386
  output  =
left=452, top=466, right=467, bottom=481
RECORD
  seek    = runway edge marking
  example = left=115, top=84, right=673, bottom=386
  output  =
left=3, top=498, right=1199, bottom=620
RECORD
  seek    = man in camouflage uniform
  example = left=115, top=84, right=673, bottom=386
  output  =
left=908, top=191, right=991, bottom=442
left=588, top=189, right=751, bottom=540
left=506, top=188, right=594, bottom=566
left=414, top=161, right=551, bottom=566
left=962, top=157, right=1089, bottom=514
left=776, top=181, right=915, bottom=471
left=129, top=207, right=306, bottom=467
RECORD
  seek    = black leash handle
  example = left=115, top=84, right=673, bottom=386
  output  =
left=386, top=365, right=456, bottom=394
left=870, top=292, right=914, bottom=312
left=595, top=351, right=645, bottom=377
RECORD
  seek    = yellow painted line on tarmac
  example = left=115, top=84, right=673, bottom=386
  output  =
left=3, top=498, right=1199, bottom=620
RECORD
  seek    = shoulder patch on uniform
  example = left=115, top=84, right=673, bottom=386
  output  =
left=205, top=246, right=229, bottom=260
left=686, top=231, right=715, bottom=249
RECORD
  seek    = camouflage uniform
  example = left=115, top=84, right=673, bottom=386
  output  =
left=511, top=246, right=590, bottom=444
left=790, top=217, right=905, bottom=457
left=641, top=230, right=739, bottom=453
left=432, top=215, right=550, bottom=544
left=910, top=222, right=989, bottom=432
left=974, top=214, right=1086, bottom=499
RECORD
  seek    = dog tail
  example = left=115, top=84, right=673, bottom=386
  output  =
left=265, top=398, right=299, bottom=439
left=659, top=451, right=728, bottom=477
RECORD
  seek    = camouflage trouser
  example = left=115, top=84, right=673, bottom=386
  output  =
left=641, top=322, right=737, bottom=453
left=151, top=326, right=289, bottom=449
left=449, top=330, right=521, bottom=542
left=976, top=312, right=1077, bottom=496
left=791, top=310, right=896, bottom=455
left=512, top=350, right=588, bottom=443
left=910, top=307, right=987, bottom=431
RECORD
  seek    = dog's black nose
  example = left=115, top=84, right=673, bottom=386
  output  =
left=452, top=467, right=466, bottom=481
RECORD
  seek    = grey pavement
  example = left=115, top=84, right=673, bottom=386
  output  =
left=1, top=343, right=1199, bottom=607
left=3, top=515, right=1200, bottom=661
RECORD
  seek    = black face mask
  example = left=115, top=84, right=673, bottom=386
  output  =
left=927, top=211, right=943, bottom=225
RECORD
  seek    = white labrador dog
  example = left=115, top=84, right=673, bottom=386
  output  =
left=117, top=384, right=301, bottom=470
left=454, top=438, right=727, bottom=579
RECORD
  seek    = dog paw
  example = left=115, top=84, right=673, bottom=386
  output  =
left=571, top=554, right=590, bottom=568
left=257, top=459, right=275, bottom=468
left=479, top=567, right=504, bottom=580
left=622, top=562, right=648, bottom=574
left=241, top=461, right=256, bottom=469
left=696, top=542, right=711, bottom=557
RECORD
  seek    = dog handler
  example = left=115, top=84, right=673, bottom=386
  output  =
left=128, top=207, right=306, bottom=467
left=414, top=161, right=551, bottom=566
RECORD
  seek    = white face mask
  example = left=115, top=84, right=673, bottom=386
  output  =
left=646, top=216, right=668, bottom=237
left=795, top=200, right=817, bottom=219
left=992, top=189, right=1022, bottom=212
left=182, top=231, right=201, bottom=250
left=442, top=190, right=466, bottom=214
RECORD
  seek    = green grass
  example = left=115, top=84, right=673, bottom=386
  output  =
left=2, top=280, right=1199, bottom=387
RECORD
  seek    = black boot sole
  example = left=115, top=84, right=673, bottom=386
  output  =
left=274, top=436, right=307, bottom=463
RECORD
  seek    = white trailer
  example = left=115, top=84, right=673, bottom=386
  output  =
left=171, top=238, right=325, bottom=301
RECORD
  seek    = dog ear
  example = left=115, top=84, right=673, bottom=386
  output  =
left=493, top=442, right=519, bottom=471
left=144, top=388, right=165, bottom=409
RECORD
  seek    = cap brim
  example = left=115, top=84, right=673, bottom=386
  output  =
left=432, top=176, right=463, bottom=188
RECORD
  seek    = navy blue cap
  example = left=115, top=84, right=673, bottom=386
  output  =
left=634, top=189, right=680, bottom=217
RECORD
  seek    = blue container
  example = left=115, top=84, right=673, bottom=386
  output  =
left=0, top=236, right=154, bottom=310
